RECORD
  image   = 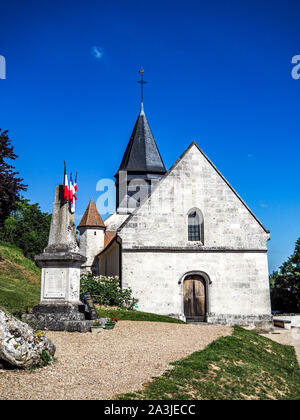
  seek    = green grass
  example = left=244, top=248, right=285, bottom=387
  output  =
left=119, top=326, right=300, bottom=400
left=96, top=307, right=185, bottom=324
left=0, top=241, right=40, bottom=316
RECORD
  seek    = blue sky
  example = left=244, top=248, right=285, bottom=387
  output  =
left=0, top=0, right=299, bottom=273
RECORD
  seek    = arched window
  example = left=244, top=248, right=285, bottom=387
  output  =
left=188, top=209, right=204, bottom=243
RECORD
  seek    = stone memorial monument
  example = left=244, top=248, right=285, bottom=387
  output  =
left=23, top=185, right=92, bottom=332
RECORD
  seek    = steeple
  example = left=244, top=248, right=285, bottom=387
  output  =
left=78, top=198, right=105, bottom=229
left=78, top=198, right=105, bottom=274
left=115, top=69, right=166, bottom=213
left=117, top=105, right=166, bottom=175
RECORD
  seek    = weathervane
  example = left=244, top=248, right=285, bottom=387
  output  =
left=137, top=68, right=147, bottom=104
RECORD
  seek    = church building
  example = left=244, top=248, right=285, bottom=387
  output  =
left=78, top=96, right=272, bottom=327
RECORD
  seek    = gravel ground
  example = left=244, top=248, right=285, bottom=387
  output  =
left=0, top=321, right=231, bottom=400
left=261, top=327, right=300, bottom=365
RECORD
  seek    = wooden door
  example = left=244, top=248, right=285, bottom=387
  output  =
left=184, top=275, right=206, bottom=320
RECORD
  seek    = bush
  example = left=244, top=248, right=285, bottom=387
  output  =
left=80, top=273, right=138, bottom=310
left=0, top=199, right=51, bottom=260
left=270, top=237, right=300, bottom=313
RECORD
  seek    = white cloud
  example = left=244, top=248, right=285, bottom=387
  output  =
left=91, top=46, right=103, bottom=61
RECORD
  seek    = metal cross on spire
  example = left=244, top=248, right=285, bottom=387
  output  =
left=137, top=68, right=147, bottom=108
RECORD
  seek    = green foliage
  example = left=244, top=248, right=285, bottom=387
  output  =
left=40, top=350, right=51, bottom=366
left=0, top=198, right=51, bottom=260
left=119, top=326, right=300, bottom=400
left=80, top=272, right=138, bottom=310
left=270, top=238, right=300, bottom=313
left=0, top=129, right=27, bottom=226
left=29, top=350, right=53, bottom=372
left=96, top=307, right=185, bottom=324
left=0, top=241, right=40, bottom=315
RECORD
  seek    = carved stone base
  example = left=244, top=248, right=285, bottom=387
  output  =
left=35, top=251, right=86, bottom=304
left=22, top=302, right=92, bottom=332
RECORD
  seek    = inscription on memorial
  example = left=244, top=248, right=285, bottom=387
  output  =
left=44, top=270, right=66, bottom=298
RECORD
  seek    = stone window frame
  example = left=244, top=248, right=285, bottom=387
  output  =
left=187, top=207, right=204, bottom=245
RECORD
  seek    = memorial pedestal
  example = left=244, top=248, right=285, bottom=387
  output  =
left=23, top=252, right=92, bottom=332
left=22, top=185, right=92, bottom=332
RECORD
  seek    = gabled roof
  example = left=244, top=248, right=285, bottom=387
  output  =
left=104, top=232, right=116, bottom=249
left=116, top=105, right=166, bottom=175
left=117, top=141, right=270, bottom=234
left=97, top=232, right=117, bottom=256
left=78, top=198, right=105, bottom=229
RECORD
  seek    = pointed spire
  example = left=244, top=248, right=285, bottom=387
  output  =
left=78, top=198, right=105, bottom=229
left=140, top=101, right=144, bottom=115
left=116, top=108, right=166, bottom=174
left=114, top=69, right=166, bottom=211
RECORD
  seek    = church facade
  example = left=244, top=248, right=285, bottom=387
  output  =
left=78, top=104, right=272, bottom=327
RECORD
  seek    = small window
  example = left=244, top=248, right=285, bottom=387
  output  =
left=94, top=231, right=97, bottom=236
left=188, top=209, right=204, bottom=243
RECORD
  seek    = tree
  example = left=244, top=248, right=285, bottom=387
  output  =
left=0, top=129, right=27, bottom=226
left=270, top=238, right=300, bottom=313
left=0, top=199, right=51, bottom=260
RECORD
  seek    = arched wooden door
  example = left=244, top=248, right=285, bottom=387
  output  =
left=184, top=275, right=206, bottom=321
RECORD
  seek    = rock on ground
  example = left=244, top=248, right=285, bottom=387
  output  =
left=0, top=310, right=55, bottom=369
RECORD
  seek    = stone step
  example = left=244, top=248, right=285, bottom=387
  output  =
left=22, top=314, right=92, bottom=332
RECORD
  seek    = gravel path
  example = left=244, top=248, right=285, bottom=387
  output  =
left=0, top=321, right=231, bottom=400
left=261, top=328, right=300, bottom=365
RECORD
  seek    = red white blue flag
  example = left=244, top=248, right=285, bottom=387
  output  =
left=74, top=172, right=78, bottom=201
left=63, top=163, right=78, bottom=213
left=69, top=172, right=76, bottom=214
left=64, top=162, right=69, bottom=201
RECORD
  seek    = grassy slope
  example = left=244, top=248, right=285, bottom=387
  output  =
left=0, top=241, right=40, bottom=315
left=119, top=326, right=300, bottom=400
left=96, top=307, right=185, bottom=324
left=0, top=243, right=182, bottom=324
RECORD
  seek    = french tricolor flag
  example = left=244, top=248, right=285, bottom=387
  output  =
left=69, top=172, right=76, bottom=214
left=64, top=162, right=69, bottom=202
left=74, top=172, right=78, bottom=201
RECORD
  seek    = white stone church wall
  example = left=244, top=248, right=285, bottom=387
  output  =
left=118, top=143, right=271, bottom=325
left=119, top=144, right=270, bottom=250
left=122, top=251, right=271, bottom=324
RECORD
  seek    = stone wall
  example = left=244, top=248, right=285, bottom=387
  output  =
left=79, top=227, right=104, bottom=272
left=118, top=143, right=271, bottom=324
left=118, top=144, right=270, bottom=250
left=121, top=250, right=271, bottom=322
left=105, top=212, right=129, bottom=233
